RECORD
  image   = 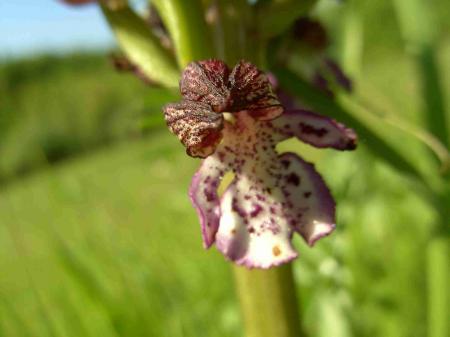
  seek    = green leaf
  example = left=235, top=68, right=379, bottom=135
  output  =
left=101, top=5, right=179, bottom=88
left=273, top=67, right=425, bottom=182
left=417, top=46, right=449, bottom=149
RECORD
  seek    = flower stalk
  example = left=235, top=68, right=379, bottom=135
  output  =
left=151, top=0, right=214, bottom=68
left=233, top=264, right=305, bottom=337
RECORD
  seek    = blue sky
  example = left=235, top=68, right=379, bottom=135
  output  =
left=0, top=0, right=116, bottom=58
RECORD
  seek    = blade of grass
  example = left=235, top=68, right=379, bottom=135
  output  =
left=0, top=298, right=36, bottom=337
left=392, top=0, right=448, bottom=147
left=4, top=206, right=60, bottom=337
left=55, top=239, right=113, bottom=306
left=393, top=3, right=449, bottom=337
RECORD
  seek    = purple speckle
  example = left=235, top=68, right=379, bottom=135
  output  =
left=218, top=151, right=226, bottom=161
left=204, top=188, right=216, bottom=202
left=250, top=204, right=263, bottom=218
left=281, top=159, right=290, bottom=169
left=299, top=122, right=328, bottom=137
left=232, top=197, right=247, bottom=219
left=286, top=172, right=300, bottom=186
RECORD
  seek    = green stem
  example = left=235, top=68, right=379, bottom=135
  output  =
left=100, top=4, right=179, bottom=88
left=213, top=0, right=254, bottom=65
left=152, top=0, right=213, bottom=68
left=417, top=46, right=449, bottom=148
left=233, top=264, right=305, bottom=337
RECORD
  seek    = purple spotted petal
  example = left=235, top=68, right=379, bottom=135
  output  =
left=163, top=100, right=223, bottom=158
left=180, top=60, right=230, bottom=111
left=278, top=152, right=335, bottom=246
left=269, top=109, right=357, bottom=150
left=189, top=111, right=340, bottom=268
left=228, top=60, right=283, bottom=120
left=189, top=157, right=227, bottom=248
left=215, top=179, right=298, bottom=268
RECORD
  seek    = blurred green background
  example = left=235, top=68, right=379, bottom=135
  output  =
left=0, top=1, right=449, bottom=337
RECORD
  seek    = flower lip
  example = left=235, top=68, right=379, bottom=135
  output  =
left=188, top=109, right=356, bottom=268
left=165, top=59, right=358, bottom=268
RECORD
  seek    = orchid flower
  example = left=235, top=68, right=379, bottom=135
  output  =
left=163, top=60, right=357, bottom=268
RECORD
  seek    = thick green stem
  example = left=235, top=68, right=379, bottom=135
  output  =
left=233, top=264, right=305, bottom=337
left=212, top=0, right=253, bottom=65
left=152, top=0, right=213, bottom=68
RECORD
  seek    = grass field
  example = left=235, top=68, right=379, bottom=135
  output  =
left=0, top=1, right=448, bottom=335
left=0, top=132, right=242, bottom=337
